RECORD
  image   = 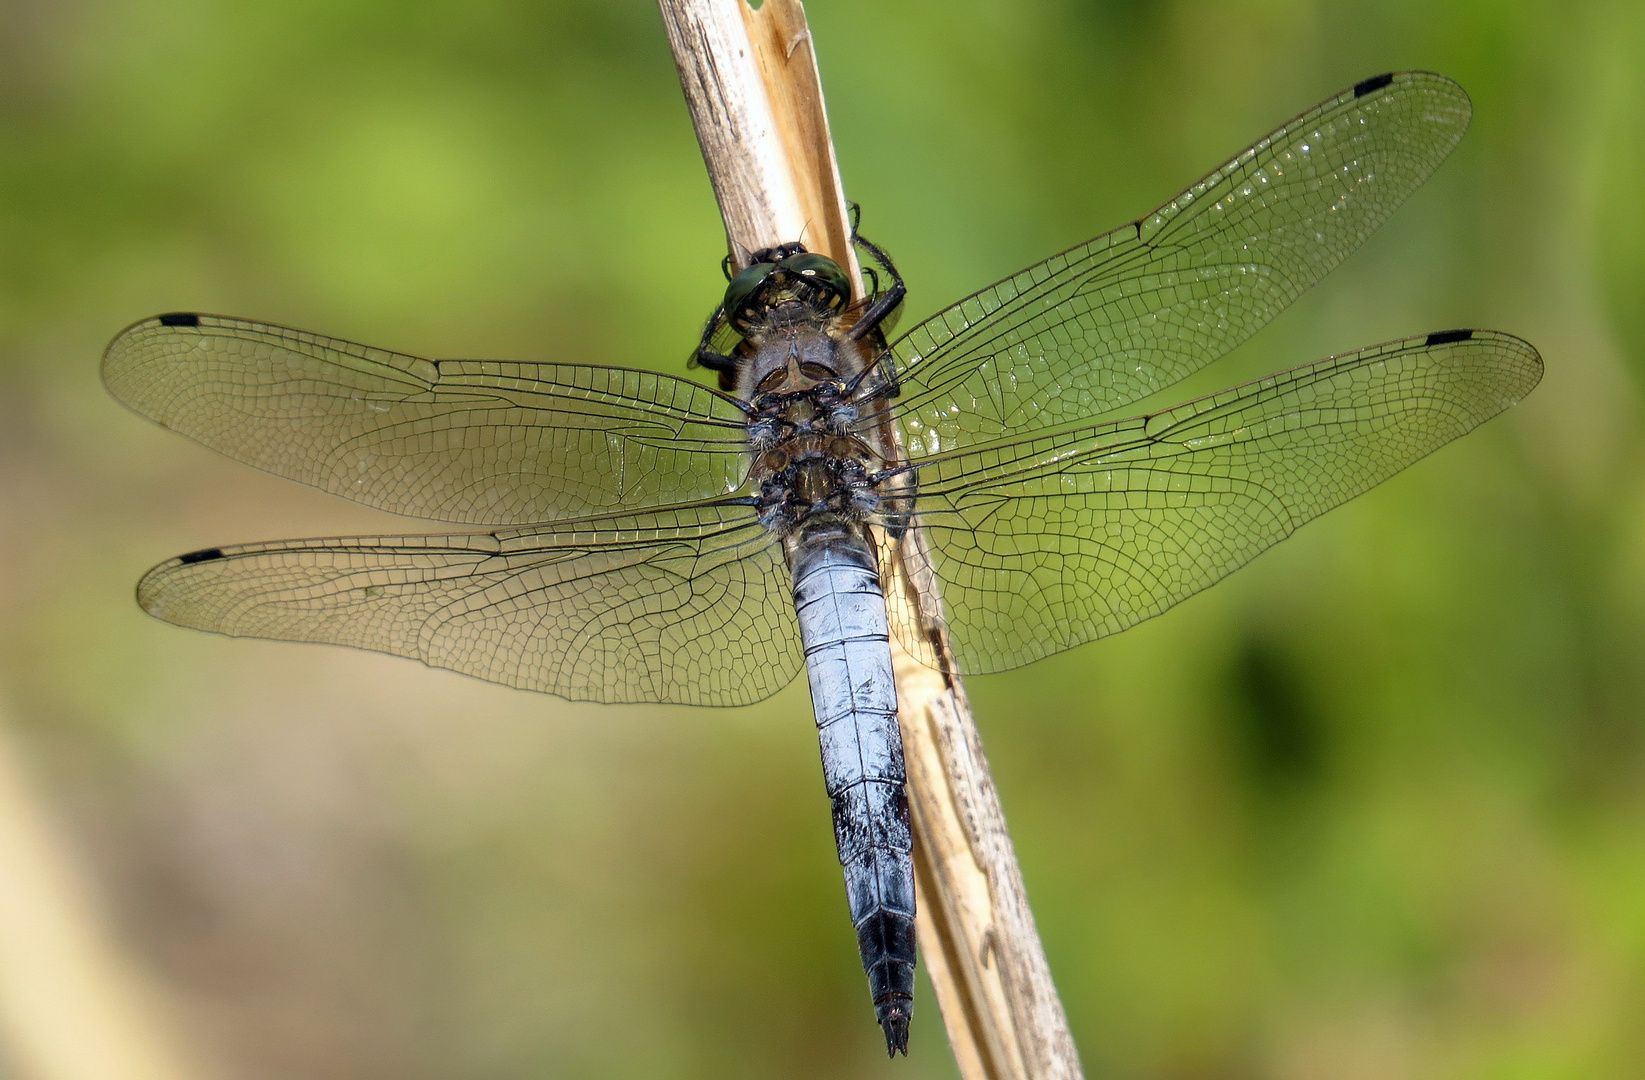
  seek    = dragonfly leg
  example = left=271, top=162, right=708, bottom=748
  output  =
left=846, top=230, right=906, bottom=343
left=841, top=213, right=908, bottom=411
left=689, top=304, right=741, bottom=391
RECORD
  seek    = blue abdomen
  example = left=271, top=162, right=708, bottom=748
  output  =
left=789, top=527, right=916, bottom=1054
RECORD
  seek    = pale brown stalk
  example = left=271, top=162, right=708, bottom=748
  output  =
left=655, top=2, right=1084, bottom=1076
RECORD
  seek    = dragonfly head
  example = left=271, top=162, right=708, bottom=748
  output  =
left=723, top=248, right=852, bottom=335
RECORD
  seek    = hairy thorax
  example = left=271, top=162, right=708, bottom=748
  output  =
left=741, top=303, right=885, bottom=542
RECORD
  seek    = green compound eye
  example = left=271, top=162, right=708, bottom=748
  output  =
left=778, top=252, right=851, bottom=309
left=723, top=262, right=778, bottom=326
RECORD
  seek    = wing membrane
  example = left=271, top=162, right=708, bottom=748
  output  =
left=104, top=314, right=752, bottom=525
left=883, top=72, right=1473, bottom=453
left=889, top=331, right=1541, bottom=673
left=138, top=503, right=798, bottom=706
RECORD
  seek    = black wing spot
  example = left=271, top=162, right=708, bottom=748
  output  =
left=177, top=547, right=225, bottom=565
left=1354, top=73, right=1395, bottom=98
left=1425, top=329, right=1473, bottom=346
left=158, top=312, right=201, bottom=327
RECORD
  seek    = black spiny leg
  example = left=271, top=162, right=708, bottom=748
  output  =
left=844, top=215, right=908, bottom=409
left=846, top=229, right=906, bottom=344
left=844, top=208, right=916, bottom=537
left=689, top=304, right=741, bottom=391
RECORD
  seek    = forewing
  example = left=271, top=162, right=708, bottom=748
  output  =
left=104, top=314, right=751, bottom=525
left=884, top=72, right=1473, bottom=453
left=890, top=331, right=1541, bottom=673
left=138, top=503, right=798, bottom=706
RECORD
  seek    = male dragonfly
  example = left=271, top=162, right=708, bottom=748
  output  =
left=104, top=72, right=1540, bottom=1056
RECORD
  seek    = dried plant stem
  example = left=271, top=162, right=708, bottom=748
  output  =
left=655, top=1, right=1083, bottom=1076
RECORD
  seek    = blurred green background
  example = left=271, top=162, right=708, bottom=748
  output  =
left=2, top=0, right=1642, bottom=1077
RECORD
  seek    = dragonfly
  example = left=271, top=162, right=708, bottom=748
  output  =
left=104, top=71, right=1540, bottom=1056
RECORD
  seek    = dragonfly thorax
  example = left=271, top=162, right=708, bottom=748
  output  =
left=743, top=322, right=882, bottom=537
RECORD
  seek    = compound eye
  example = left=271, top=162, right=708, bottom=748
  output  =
left=778, top=252, right=851, bottom=309
left=723, top=261, right=777, bottom=325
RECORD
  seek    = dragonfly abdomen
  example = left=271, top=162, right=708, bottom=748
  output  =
left=789, top=526, right=915, bottom=1056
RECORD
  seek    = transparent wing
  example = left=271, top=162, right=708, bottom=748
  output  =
left=137, top=502, right=798, bottom=706
left=104, top=313, right=752, bottom=526
left=889, top=330, right=1541, bottom=674
left=882, top=72, right=1473, bottom=453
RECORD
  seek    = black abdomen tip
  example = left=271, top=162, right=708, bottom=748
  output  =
left=158, top=312, right=200, bottom=327
left=1354, top=73, right=1396, bottom=98
left=1425, top=329, right=1474, bottom=346
left=879, top=1004, right=911, bottom=1057
left=177, top=547, right=225, bottom=565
